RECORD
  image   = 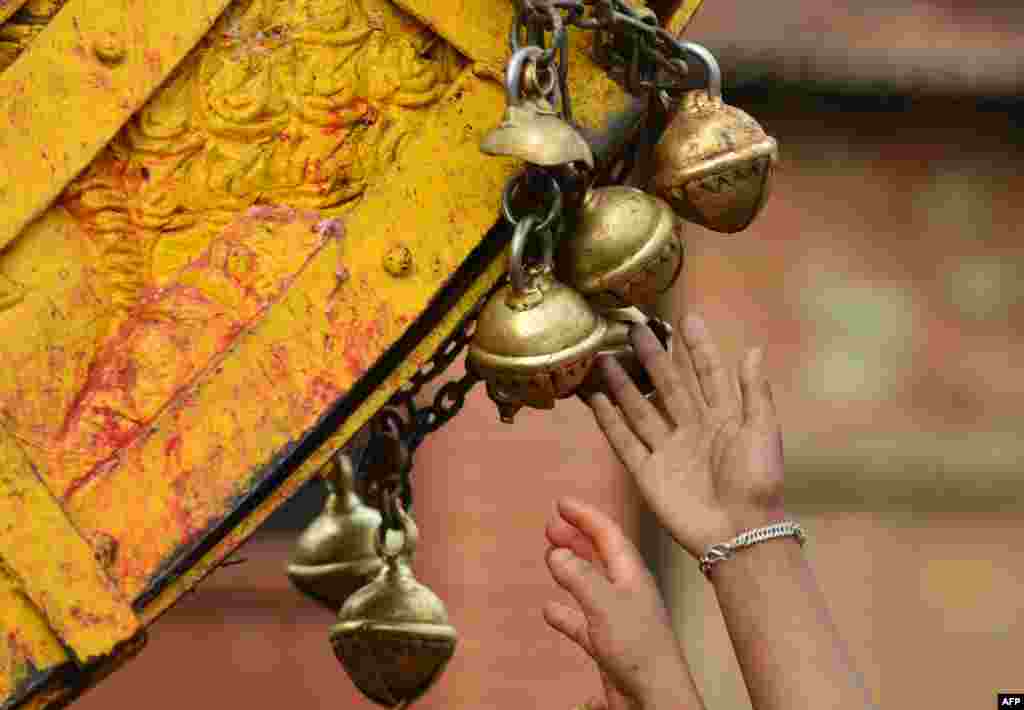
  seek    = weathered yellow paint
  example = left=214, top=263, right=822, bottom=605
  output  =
left=668, top=0, right=706, bottom=35
left=0, top=0, right=710, bottom=705
left=0, top=425, right=140, bottom=665
left=0, top=0, right=235, bottom=251
left=0, top=564, right=68, bottom=702
left=0, top=0, right=30, bottom=26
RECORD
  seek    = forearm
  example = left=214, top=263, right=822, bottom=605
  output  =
left=709, top=537, right=876, bottom=710
left=641, top=656, right=707, bottom=710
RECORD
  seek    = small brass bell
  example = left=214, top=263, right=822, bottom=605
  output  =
left=650, top=43, right=778, bottom=233
left=467, top=215, right=630, bottom=423
left=556, top=186, right=685, bottom=310
left=575, top=307, right=674, bottom=402
left=287, top=452, right=385, bottom=612
left=330, top=493, right=456, bottom=708
left=480, top=46, right=594, bottom=169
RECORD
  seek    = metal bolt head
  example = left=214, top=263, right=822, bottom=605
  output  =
left=383, top=245, right=413, bottom=277
left=93, top=34, right=126, bottom=65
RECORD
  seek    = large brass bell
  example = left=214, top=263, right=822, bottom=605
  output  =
left=650, top=42, right=778, bottom=233
left=287, top=451, right=385, bottom=612
left=575, top=307, right=674, bottom=402
left=330, top=491, right=456, bottom=708
left=481, top=46, right=594, bottom=169
left=467, top=211, right=631, bottom=423
left=556, top=186, right=685, bottom=311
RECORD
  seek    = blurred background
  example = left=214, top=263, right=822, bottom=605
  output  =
left=76, top=1, right=1023, bottom=709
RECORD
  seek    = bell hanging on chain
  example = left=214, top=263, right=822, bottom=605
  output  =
left=650, top=42, right=778, bottom=233
left=480, top=46, right=594, bottom=169
left=287, top=451, right=385, bottom=612
left=467, top=213, right=631, bottom=424
left=556, top=186, right=685, bottom=311
left=330, top=492, right=456, bottom=708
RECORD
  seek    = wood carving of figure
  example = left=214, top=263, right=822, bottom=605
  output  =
left=0, top=0, right=464, bottom=501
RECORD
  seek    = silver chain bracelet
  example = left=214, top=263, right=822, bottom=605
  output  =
left=699, top=521, right=806, bottom=579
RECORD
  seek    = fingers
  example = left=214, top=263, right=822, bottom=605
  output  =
left=543, top=600, right=595, bottom=659
left=546, top=547, right=611, bottom=619
left=546, top=509, right=601, bottom=566
left=738, top=346, right=776, bottom=426
left=589, top=392, right=649, bottom=472
left=631, top=323, right=696, bottom=427
left=681, top=314, right=739, bottom=413
left=598, top=356, right=671, bottom=449
left=555, top=497, right=648, bottom=586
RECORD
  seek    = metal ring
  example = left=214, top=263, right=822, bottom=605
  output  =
left=509, top=214, right=556, bottom=295
left=657, top=33, right=721, bottom=97
left=523, top=59, right=558, bottom=100
left=505, top=46, right=546, bottom=105
left=501, top=172, right=562, bottom=232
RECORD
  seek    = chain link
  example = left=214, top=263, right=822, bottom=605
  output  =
left=359, top=275, right=505, bottom=534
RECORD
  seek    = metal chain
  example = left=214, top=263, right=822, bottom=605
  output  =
left=513, top=0, right=718, bottom=99
left=359, top=275, right=505, bottom=534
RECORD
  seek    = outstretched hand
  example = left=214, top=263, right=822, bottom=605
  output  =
left=543, top=497, right=704, bottom=710
left=588, top=314, right=787, bottom=560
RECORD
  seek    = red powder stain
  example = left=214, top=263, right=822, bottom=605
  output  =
left=144, top=49, right=162, bottom=74
left=307, top=375, right=341, bottom=410
left=164, top=434, right=182, bottom=458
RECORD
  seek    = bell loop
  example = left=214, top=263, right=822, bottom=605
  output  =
left=501, top=171, right=563, bottom=232
left=504, top=46, right=549, bottom=106
left=508, top=215, right=558, bottom=300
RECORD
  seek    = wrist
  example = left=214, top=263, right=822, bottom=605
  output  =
left=681, top=506, right=789, bottom=559
left=706, top=527, right=806, bottom=589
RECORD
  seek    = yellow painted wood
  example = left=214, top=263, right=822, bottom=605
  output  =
left=0, top=0, right=690, bottom=705
left=668, top=0, right=706, bottom=35
left=0, top=0, right=234, bottom=252
left=0, top=564, right=68, bottom=703
left=0, top=425, right=140, bottom=667
left=0, top=0, right=31, bottom=26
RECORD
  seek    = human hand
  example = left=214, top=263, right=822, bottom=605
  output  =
left=588, top=314, right=787, bottom=560
left=543, top=497, right=703, bottom=710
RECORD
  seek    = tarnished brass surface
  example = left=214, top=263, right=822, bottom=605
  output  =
left=330, top=496, right=456, bottom=707
left=287, top=453, right=384, bottom=612
left=651, top=89, right=778, bottom=233
left=468, top=220, right=631, bottom=422
left=481, top=98, right=595, bottom=168
left=557, top=186, right=685, bottom=309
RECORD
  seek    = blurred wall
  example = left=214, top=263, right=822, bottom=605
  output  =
left=73, top=2, right=1024, bottom=710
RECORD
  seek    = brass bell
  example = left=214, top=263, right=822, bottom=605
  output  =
left=481, top=46, right=594, bottom=169
left=330, top=493, right=456, bottom=708
left=575, top=307, right=674, bottom=402
left=556, top=186, right=685, bottom=311
left=467, top=215, right=630, bottom=424
left=650, top=43, right=778, bottom=233
left=287, top=451, right=385, bottom=612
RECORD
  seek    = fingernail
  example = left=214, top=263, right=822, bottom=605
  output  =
left=550, top=548, right=573, bottom=563
left=750, top=346, right=764, bottom=368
